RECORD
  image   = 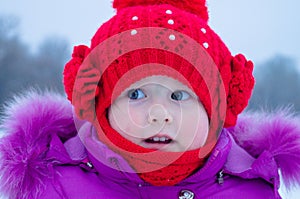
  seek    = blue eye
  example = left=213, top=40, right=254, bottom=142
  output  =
left=171, top=91, right=190, bottom=101
left=128, top=89, right=146, bottom=100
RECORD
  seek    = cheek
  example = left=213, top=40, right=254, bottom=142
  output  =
left=128, top=105, right=148, bottom=127
left=108, top=102, right=149, bottom=134
left=108, top=102, right=132, bottom=133
left=108, top=107, right=122, bottom=132
left=179, top=105, right=206, bottom=129
left=178, top=103, right=209, bottom=147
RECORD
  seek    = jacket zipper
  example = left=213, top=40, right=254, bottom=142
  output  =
left=217, top=170, right=224, bottom=185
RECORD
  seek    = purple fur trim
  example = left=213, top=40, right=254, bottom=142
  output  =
left=0, top=91, right=76, bottom=199
left=1, top=90, right=300, bottom=196
left=228, top=109, right=300, bottom=190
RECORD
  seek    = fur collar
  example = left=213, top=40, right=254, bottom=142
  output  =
left=227, top=110, right=300, bottom=189
left=0, top=91, right=77, bottom=199
left=1, top=91, right=300, bottom=198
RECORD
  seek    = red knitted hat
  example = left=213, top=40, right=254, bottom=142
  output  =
left=63, top=0, right=255, bottom=185
left=64, top=0, right=254, bottom=128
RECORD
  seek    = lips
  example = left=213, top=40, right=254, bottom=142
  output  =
left=145, top=135, right=173, bottom=144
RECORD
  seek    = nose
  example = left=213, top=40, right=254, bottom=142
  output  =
left=148, top=104, right=173, bottom=124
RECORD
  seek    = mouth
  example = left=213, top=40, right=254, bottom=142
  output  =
left=144, top=136, right=173, bottom=144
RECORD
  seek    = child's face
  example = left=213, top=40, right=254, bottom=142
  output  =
left=108, top=76, right=209, bottom=152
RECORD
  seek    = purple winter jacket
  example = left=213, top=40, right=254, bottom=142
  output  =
left=1, top=91, right=300, bottom=199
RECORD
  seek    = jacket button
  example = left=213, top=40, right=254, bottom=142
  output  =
left=179, top=190, right=195, bottom=199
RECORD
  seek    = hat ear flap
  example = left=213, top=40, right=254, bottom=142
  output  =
left=225, top=54, right=255, bottom=126
left=63, top=45, right=90, bottom=101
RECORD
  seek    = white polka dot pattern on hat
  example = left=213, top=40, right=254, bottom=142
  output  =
left=166, top=9, right=172, bottom=14
left=131, top=29, right=138, bottom=35
left=168, top=19, right=174, bottom=25
left=203, top=42, right=209, bottom=48
left=169, top=34, right=176, bottom=40
left=132, top=16, right=138, bottom=21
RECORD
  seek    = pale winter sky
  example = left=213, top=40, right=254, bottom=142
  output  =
left=0, top=0, right=300, bottom=66
left=0, top=0, right=300, bottom=198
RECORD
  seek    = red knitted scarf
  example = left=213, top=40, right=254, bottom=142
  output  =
left=95, top=113, right=209, bottom=186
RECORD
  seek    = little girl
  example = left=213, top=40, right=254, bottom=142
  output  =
left=1, top=0, right=300, bottom=198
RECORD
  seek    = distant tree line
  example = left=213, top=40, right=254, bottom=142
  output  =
left=1, top=15, right=300, bottom=115
left=248, top=55, right=300, bottom=113
left=0, top=15, right=69, bottom=111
